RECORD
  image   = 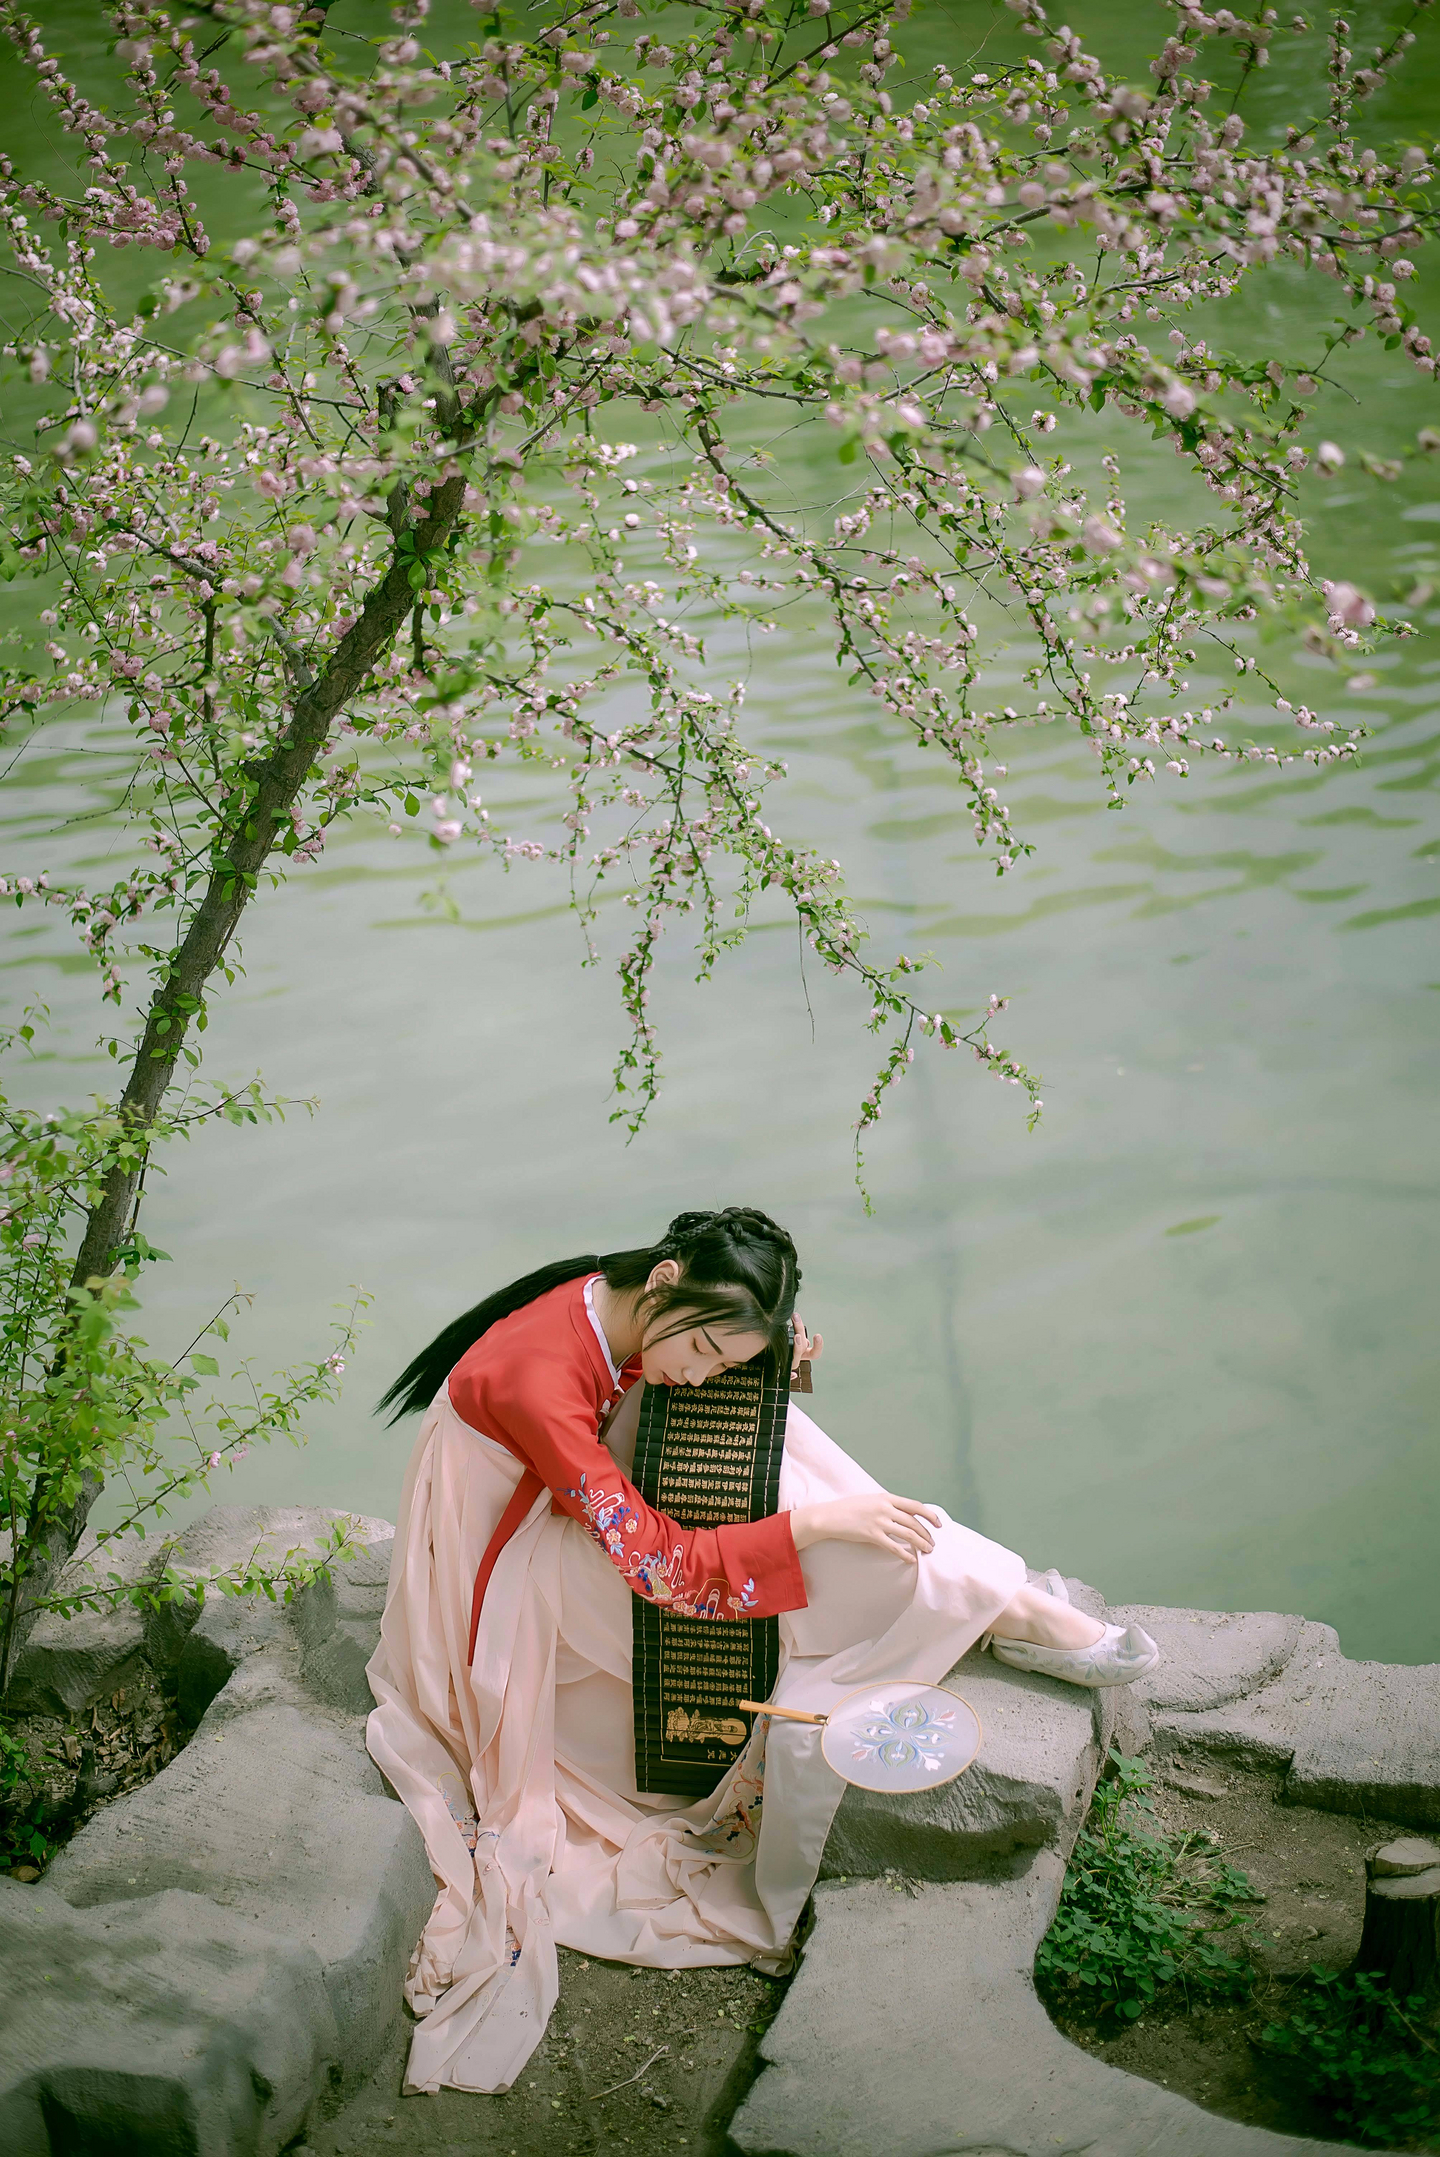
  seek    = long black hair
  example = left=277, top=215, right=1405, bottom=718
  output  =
left=377, top=1206, right=801, bottom=1422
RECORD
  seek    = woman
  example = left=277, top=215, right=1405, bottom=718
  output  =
left=365, top=1207, right=1158, bottom=2097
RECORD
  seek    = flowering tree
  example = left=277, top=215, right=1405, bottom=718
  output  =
left=0, top=0, right=1434, bottom=1684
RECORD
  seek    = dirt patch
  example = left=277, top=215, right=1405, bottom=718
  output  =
left=1, top=1657, right=186, bottom=1878
left=1047, top=1758, right=1424, bottom=2144
left=295, top=1950, right=787, bottom=2157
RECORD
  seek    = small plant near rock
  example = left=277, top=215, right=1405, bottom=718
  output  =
left=0, top=1714, right=58, bottom=1875
left=1260, top=1968, right=1440, bottom=2151
left=1036, top=1750, right=1264, bottom=2024
left=1, top=1254, right=369, bottom=1699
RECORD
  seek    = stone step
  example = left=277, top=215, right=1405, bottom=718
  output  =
left=0, top=1877, right=337, bottom=2157
left=1287, top=1658, right=1440, bottom=1829
left=44, top=1694, right=434, bottom=2097
left=1141, top=1616, right=1338, bottom=1765
left=15, top=1510, right=1427, bottom=2157
left=2, top=1507, right=424, bottom=2154
left=1142, top=1618, right=1440, bottom=1829
left=729, top=1872, right=1365, bottom=2157
left=1113, top=1603, right=1307, bottom=1713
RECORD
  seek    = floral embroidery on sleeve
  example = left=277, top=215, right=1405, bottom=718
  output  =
left=566, top=1471, right=755, bottom=1619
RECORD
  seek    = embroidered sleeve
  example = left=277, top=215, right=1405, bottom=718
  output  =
left=462, top=1364, right=807, bottom=1621
left=562, top=1467, right=805, bottom=1619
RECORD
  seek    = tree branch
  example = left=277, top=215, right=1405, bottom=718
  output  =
left=2, top=460, right=469, bottom=1687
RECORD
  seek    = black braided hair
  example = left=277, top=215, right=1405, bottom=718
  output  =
left=377, top=1206, right=801, bottom=1422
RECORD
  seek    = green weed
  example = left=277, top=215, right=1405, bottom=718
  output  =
left=1036, top=1749, right=1262, bottom=2024
left=1261, top=1968, right=1440, bottom=2150
left=0, top=1717, right=60, bottom=1873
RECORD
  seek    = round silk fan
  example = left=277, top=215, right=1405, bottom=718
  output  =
left=739, top=1681, right=981, bottom=1793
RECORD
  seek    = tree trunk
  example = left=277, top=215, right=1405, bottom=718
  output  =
left=1354, top=1839, right=1440, bottom=2001
left=1, top=441, right=468, bottom=1693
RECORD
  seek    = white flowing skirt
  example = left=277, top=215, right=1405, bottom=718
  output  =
left=365, top=1391, right=1026, bottom=2095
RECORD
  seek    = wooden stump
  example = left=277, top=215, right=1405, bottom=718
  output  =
left=1354, top=1837, right=1440, bottom=2001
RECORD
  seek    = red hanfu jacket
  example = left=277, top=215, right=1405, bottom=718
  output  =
left=449, top=1274, right=808, bottom=1662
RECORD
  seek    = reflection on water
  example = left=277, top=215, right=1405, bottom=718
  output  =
left=0, top=4, right=1437, bottom=1661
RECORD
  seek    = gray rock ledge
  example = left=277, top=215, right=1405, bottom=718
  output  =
left=0, top=1878, right=338, bottom=2157
left=729, top=1870, right=1364, bottom=2157
left=1, top=1506, right=431, bottom=2154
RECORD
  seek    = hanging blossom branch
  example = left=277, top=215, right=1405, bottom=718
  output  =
left=0, top=0, right=1435, bottom=1671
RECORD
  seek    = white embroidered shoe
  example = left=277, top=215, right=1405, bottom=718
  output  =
left=988, top=1619, right=1160, bottom=1690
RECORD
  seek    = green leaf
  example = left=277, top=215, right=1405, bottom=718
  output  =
left=191, top=1353, right=220, bottom=1375
left=581, top=87, right=598, bottom=109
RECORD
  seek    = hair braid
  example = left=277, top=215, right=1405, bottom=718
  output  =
left=714, top=1206, right=802, bottom=1295
left=662, top=1206, right=800, bottom=1302
left=660, top=1209, right=721, bottom=1249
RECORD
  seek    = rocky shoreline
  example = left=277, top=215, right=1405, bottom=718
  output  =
left=3, top=1505, right=1437, bottom=2156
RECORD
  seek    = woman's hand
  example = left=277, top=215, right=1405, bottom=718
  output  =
left=789, top=1492, right=942, bottom=1563
left=791, top=1313, right=823, bottom=1382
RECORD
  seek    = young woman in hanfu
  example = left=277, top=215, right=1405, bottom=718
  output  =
left=366, top=1207, right=1159, bottom=2097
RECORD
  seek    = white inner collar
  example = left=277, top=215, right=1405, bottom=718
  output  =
left=583, top=1275, right=621, bottom=1389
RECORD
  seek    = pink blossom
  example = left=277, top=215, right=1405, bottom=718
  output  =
left=1321, top=581, right=1375, bottom=629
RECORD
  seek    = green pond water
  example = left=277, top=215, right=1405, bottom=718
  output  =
left=2, top=5, right=1437, bottom=1661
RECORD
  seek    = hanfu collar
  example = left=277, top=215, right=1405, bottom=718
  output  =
left=582, top=1274, right=620, bottom=1387
left=582, top=1273, right=643, bottom=1399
